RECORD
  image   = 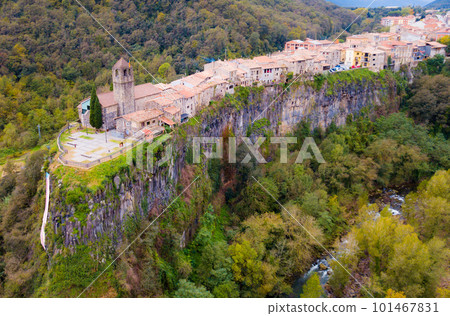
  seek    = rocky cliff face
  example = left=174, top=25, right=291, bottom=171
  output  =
left=197, top=78, right=396, bottom=139
left=49, top=77, right=399, bottom=250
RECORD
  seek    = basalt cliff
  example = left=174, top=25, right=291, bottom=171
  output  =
left=47, top=72, right=402, bottom=252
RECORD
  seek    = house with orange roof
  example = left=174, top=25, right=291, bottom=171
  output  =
left=163, top=106, right=181, bottom=124
left=116, top=109, right=164, bottom=135
left=172, top=86, right=197, bottom=117
left=378, top=40, right=414, bottom=70
left=381, top=15, right=415, bottom=27
left=426, top=41, right=447, bottom=57
left=235, top=60, right=262, bottom=84
left=284, top=40, right=305, bottom=52
left=291, top=38, right=333, bottom=50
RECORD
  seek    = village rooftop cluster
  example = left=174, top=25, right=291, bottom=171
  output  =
left=78, top=12, right=449, bottom=140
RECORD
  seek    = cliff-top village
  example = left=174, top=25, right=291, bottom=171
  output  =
left=78, top=11, right=449, bottom=140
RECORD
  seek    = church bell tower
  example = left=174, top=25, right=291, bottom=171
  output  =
left=112, top=57, right=135, bottom=116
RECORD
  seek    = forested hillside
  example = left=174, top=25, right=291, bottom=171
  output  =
left=425, top=0, right=450, bottom=9
left=0, top=0, right=357, bottom=161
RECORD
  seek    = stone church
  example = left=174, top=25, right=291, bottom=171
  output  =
left=78, top=58, right=180, bottom=137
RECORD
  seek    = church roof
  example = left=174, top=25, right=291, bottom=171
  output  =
left=98, top=91, right=117, bottom=108
left=97, top=83, right=163, bottom=108
left=135, top=83, right=162, bottom=99
left=113, top=57, right=130, bottom=69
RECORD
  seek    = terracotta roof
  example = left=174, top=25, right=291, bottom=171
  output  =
left=196, top=70, right=214, bottom=79
left=253, top=56, right=275, bottom=63
left=135, top=83, right=162, bottom=99
left=98, top=91, right=117, bottom=108
left=380, top=40, right=408, bottom=47
left=122, top=109, right=163, bottom=123
left=166, top=92, right=184, bottom=101
left=427, top=41, right=446, bottom=48
left=204, top=78, right=227, bottom=86
left=159, top=116, right=176, bottom=126
left=238, top=60, right=261, bottom=69
left=286, top=40, right=304, bottom=44
left=97, top=83, right=162, bottom=108
left=152, top=97, right=174, bottom=107
left=172, top=85, right=186, bottom=92
left=380, top=32, right=399, bottom=37
left=155, top=83, right=173, bottom=90
left=163, top=106, right=180, bottom=115
left=177, top=89, right=196, bottom=98
left=142, top=128, right=154, bottom=136
left=181, top=74, right=207, bottom=87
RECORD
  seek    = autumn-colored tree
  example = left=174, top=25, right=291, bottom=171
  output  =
left=438, top=35, right=450, bottom=54
left=351, top=205, right=447, bottom=297
left=402, top=170, right=450, bottom=241
left=228, top=240, right=263, bottom=290
left=386, top=289, right=406, bottom=298
left=301, top=273, right=325, bottom=298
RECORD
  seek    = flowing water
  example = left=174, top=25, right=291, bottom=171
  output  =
left=290, top=258, right=332, bottom=297
left=291, top=189, right=407, bottom=297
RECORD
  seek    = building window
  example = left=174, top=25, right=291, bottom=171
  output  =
left=115, top=69, right=118, bottom=77
left=152, top=120, right=155, bottom=124
left=124, top=69, right=127, bottom=76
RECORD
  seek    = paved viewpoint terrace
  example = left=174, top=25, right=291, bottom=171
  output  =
left=60, top=128, right=137, bottom=164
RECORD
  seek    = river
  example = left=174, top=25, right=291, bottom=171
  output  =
left=291, top=188, right=408, bottom=297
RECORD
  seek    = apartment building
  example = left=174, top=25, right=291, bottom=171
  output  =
left=381, top=15, right=416, bottom=27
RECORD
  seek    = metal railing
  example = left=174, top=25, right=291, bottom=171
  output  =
left=57, top=124, right=145, bottom=169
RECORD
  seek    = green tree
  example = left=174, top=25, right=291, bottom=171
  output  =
left=1, top=123, right=19, bottom=148
left=228, top=240, right=263, bottom=289
left=174, top=279, right=213, bottom=298
left=158, top=62, right=172, bottom=80
left=425, top=55, right=445, bottom=75
left=236, top=177, right=280, bottom=217
left=407, top=75, right=450, bottom=136
left=89, top=86, right=103, bottom=129
left=301, top=273, right=325, bottom=298
left=402, top=170, right=450, bottom=241
left=350, top=205, right=447, bottom=297
left=212, top=281, right=240, bottom=298
left=438, top=35, right=450, bottom=54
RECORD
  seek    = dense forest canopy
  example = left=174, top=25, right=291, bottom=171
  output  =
left=0, top=0, right=355, bottom=78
